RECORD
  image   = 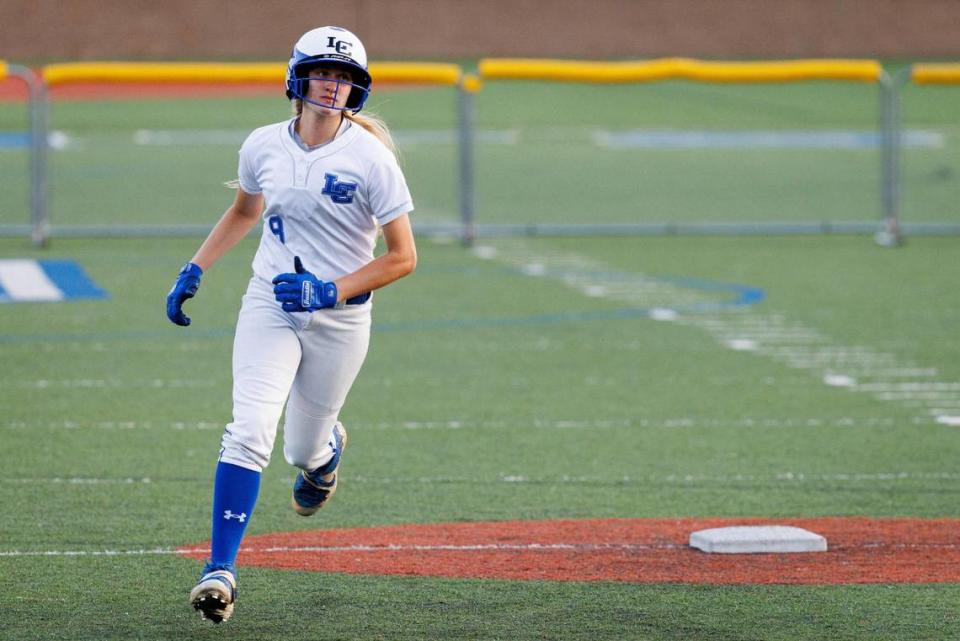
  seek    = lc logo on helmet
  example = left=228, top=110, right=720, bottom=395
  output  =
left=327, top=37, right=352, bottom=55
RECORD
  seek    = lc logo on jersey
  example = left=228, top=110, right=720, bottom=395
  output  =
left=322, top=173, right=358, bottom=204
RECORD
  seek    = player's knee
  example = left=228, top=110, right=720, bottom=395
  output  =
left=282, top=443, right=316, bottom=471
left=283, top=431, right=339, bottom=472
left=219, top=415, right=278, bottom=471
left=282, top=400, right=340, bottom=470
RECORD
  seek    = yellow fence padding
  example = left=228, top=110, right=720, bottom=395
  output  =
left=42, top=62, right=462, bottom=86
left=371, top=62, right=461, bottom=85
left=912, top=64, right=960, bottom=85
left=43, top=63, right=283, bottom=85
left=0, top=61, right=8, bottom=81
left=478, top=58, right=883, bottom=84
left=460, top=73, right=483, bottom=93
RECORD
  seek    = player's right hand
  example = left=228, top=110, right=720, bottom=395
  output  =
left=166, top=262, right=203, bottom=326
left=272, top=256, right=338, bottom=312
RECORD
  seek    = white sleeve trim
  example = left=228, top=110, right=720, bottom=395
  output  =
left=376, top=203, right=413, bottom=227
left=238, top=180, right=262, bottom=195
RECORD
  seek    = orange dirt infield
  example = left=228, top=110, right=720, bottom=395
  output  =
left=179, top=517, right=960, bottom=585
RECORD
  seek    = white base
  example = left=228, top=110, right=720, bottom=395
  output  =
left=689, top=525, right=827, bottom=554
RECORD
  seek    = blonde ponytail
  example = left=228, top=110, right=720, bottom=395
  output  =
left=343, top=111, right=399, bottom=159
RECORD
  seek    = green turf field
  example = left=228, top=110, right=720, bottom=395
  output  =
left=1, top=233, right=959, bottom=640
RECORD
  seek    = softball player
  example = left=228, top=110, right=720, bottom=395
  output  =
left=165, top=26, right=416, bottom=624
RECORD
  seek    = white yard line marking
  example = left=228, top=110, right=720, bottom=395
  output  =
left=393, top=129, right=519, bottom=146
left=6, top=470, right=954, bottom=487
left=485, top=240, right=960, bottom=424
left=472, top=245, right=498, bottom=260
left=0, top=416, right=941, bottom=432
left=0, top=416, right=944, bottom=432
left=0, top=260, right=62, bottom=301
left=1, top=420, right=223, bottom=430
left=6, top=379, right=216, bottom=389
left=726, top=338, right=758, bottom=351
left=0, top=548, right=194, bottom=558
left=649, top=308, right=679, bottom=321
left=0, top=477, right=152, bottom=485
left=132, top=129, right=518, bottom=147
left=2, top=342, right=225, bottom=353
left=3, top=540, right=958, bottom=558
left=254, top=543, right=682, bottom=553
left=346, top=471, right=960, bottom=485
left=824, top=374, right=857, bottom=388
left=856, top=382, right=960, bottom=392
left=133, top=129, right=248, bottom=145
left=0, top=543, right=677, bottom=558
left=591, top=129, right=946, bottom=150
left=47, top=130, right=72, bottom=150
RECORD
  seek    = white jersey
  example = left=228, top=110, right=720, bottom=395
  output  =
left=237, top=117, right=413, bottom=285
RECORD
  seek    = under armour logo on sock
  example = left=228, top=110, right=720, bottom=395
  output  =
left=223, top=510, right=247, bottom=522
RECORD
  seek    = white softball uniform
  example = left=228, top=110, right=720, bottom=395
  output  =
left=218, top=117, right=413, bottom=473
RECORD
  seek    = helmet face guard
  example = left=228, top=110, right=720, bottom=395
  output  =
left=285, top=27, right=372, bottom=113
left=286, top=60, right=371, bottom=112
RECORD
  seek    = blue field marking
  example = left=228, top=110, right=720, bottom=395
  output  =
left=39, top=261, right=109, bottom=300
left=0, top=131, right=30, bottom=149
left=374, top=275, right=764, bottom=332
left=653, top=274, right=765, bottom=307
left=0, top=272, right=762, bottom=340
left=0, top=259, right=108, bottom=304
left=0, top=131, right=70, bottom=151
left=594, top=129, right=945, bottom=150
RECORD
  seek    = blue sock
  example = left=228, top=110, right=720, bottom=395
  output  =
left=209, top=461, right=261, bottom=567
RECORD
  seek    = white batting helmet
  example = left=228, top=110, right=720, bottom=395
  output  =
left=285, top=26, right=372, bottom=112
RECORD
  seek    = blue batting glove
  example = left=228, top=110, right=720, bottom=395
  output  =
left=272, top=256, right=338, bottom=312
left=166, top=262, right=203, bottom=326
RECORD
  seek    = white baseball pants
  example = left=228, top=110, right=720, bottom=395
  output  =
left=218, top=276, right=371, bottom=473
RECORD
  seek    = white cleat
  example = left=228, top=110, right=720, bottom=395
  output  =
left=189, top=567, right=236, bottom=624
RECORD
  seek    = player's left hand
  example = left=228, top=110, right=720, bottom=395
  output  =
left=272, top=256, right=339, bottom=312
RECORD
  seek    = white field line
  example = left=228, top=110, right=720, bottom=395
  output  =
left=479, top=240, right=960, bottom=424
left=1, top=420, right=224, bottom=430
left=0, top=548, right=195, bottom=558
left=855, top=383, right=960, bottom=392
left=591, top=129, right=946, bottom=150
left=3, top=541, right=958, bottom=558
left=6, top=378, right=216, bottom=389
left=0, top=543, right=677, bottom=558
left=349, top=471, right=960, bottom=484
left=0, top=416, right=941, bottom=432
left=132, top=128, right=519, bottom=147
left=0, top=260, right=63, bottom=301
left=2, top=342, right=225, bottom=354
left=4, top=470, right=956, bottom=487
left=0, top=477, right=152, bottom=485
